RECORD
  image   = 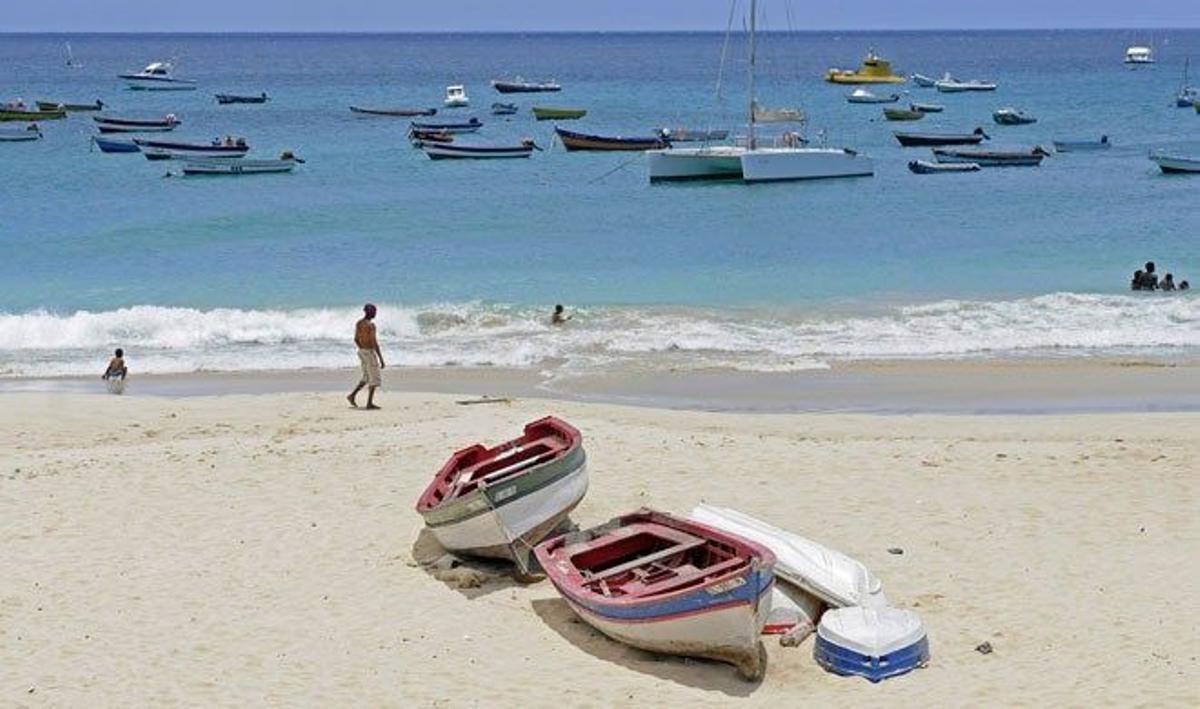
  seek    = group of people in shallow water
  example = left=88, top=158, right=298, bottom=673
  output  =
left=1131, top=261, right=1190, bottom=292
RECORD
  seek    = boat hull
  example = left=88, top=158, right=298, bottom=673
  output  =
left=123, top=77, right=197, bottom=91
left=557, top=128, right=665, bottom=152
left=91, top=136, right=140, bottom=153
left=410, top=120, right=481, bottom=134
left=182, top=159, right=297, bottom=175
left=0, top=129, right=42, bottom=142
left=1052, top=139, right=1110, bottom=152
left=136, top=141, right=249, bottom=160
left=351, top=106, right=437, bottom=117
left=647, top=147, right=746, bottom=182
left=883, top=109, right=923, bottom=121
left=827, top=73, right=905, bottom=84
left=933, top=149, right=1044, bottom=167
left=424, top=144, right=534, bottom=159
left=492, top=81, right=562, bottom=94
left=894, top=132, right=986, bottom=147
left=426, top=459, right=588, bottom=559
left=531, top=108, right=587, bottom=121
left=1151, top=154, right=1200, bottom=173
left=36, top=100, right=102, bottom=112
left=216, top=94, right=268, bottom=104
left=909, top=160, right=980, bottom=174
left=739, top=148, right=875, bottom=183
left=0, top=109, right=65, bottom=122
left=96, top=123, right=178, bottom=133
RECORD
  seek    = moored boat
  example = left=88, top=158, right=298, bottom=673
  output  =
left=1052, top=136, right=1110, bottom=152
left=556, top=127, right=666, bottom=151
left=120, top=61, right=196, bottom=91
left=826, top=48, right=905, bottom=84
left=993, top=107, right=1037, bottom=125
left=1, top=100, right=66, bottom=122
left=934, top=73, right=997, bottom=92
left=908, top=159, right=981, bottom=174
left=910, top=73, right=936, bottom=87
left=134, top=136, right=249, bottom=160
left=491, top=78, right=562, bottom=93
left=491, top=102, right=518, bottom=115
left=910, top=102, right=943, bottom=113
left=215, top=92, right=269, bottom=104
left=535, top=507, right=775, bottom=680
left=36, top=99, right=104, bottom=112
left=416, top=417, right=587, bottom=565
left=846, top=88, right=900, bottom=104
left=423, top=140, right=540, bottom=160
left=93, top=113, right=180, bottom=133
left=409, top=128, right=455, bottom=147
left=1150, top=151, right=1200, bottom=173
left=883, top=107, right=924, bottom=121
left=893, top=127, right=989, bottom=147
left=181, top=152, right=304, bottom=175
left=933, top=146, right=1049, bottom=167
left=1125, top=45, right=1155, bottom=65
left=1176, top=59, right=1198, bottom=107
left=656, top=127, right=729, bottom=142
left=444, top=85, right=469, bottom=108
left=351, top=105, right=437, bottom=117
left=409, top=117, right=482, bottom=134
left=0, top=124, right=42, bottom=142
left=531, top=106, right=587, bottom=121
left=91, top=135, right=140, bottom=153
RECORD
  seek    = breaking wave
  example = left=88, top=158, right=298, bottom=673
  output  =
left=0, top=293, right=1196, bottom=378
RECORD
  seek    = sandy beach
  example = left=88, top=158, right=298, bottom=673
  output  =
left=2, top=389, right=1197, bottom=706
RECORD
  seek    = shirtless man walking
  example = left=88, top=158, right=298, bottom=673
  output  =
left=348, top=303, right=385, bottom=410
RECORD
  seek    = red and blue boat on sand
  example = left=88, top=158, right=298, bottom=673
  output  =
left=535, top=508, right=776, bottom=680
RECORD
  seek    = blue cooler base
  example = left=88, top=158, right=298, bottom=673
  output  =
left=814, top=634, right=930, bottom=682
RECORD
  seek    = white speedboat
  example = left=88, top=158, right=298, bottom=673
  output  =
left=119, top=62, right=197, bottom=91
left=1125, top=46, right=1155, bottom=65
left=182, top=152, right=303, bottom=175
left=444, top=85, right=469, bottom=108
left=846, top=88, right=900, bottom=104
left=1150, top=151, right=1200, bottom=173
left=934, top=73, right=997, bottom=92
left=648, top=0, right=873, bottom=184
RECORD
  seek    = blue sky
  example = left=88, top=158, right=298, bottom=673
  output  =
left=5, top=0, right=1198, bottom=32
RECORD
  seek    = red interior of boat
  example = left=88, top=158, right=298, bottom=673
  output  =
left=570, top=523, right=749, bottom=599
left=416, top=418, right=577, bottom=511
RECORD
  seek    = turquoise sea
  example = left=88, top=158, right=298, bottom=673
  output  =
left=1, top=30, right=1197, bottom=377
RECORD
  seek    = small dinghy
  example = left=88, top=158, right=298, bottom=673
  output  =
left=1053, top=135, right=1110, bottom=152
left=910, top=102, right=943, bottom=113
left=1150, top=152, right=1200, bottom=174
left=491, top=77, right=562, bottom=94
left=883, top=107, right=924, bottom=121
left=531, top=106, right=587, bottom=121
left=491, top=102, right=518, bottom=115
left=91, top=135, right=140, bottom=153
left=993, top=108, right=1037, bottom=125
left=93, top=113, right=180, bottom=133
left=409, top=117, right=482, bottom=134
left=814, top=606, right=930, bottom=682
left=535, top=507, right=775, bottom=680
left=215, top=92, right=269, bottom=104
left=423, top=139, right=540, bottom=160
left=444, top=84, right=469, bottom=108
left=0, top=124, right=42, bottom=142
left=416, top=417, right=587, bottom=566
left=689, top=504, right=886, bottom=609
left=934, top=73, right=997, bottom=92
left=135, top=136, right=249, bottom=160
left=409, top=128, right=454, bottom=147
left=181, top=152, right=303, bottom=175
left=350, top=105, right=437, bottom=117
left=908, top=159, right=980, bottom=174
left=846, top=88, right=900, bottom=104
left=556, top=127, right=666, bottom=151
left=894, top=127, right=988, bottom=147
left=656, top=127, right=729, bottom=142
left=933, top=146, right=1048, bottom=167
left=910, top=73, right=937, bottom=87
left=0, top=100, right=65, bottom=122
left=36, top=99, right=104, bottom=112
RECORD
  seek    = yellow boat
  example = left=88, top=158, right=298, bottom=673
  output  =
left=825, top=49, right=905, bottom=84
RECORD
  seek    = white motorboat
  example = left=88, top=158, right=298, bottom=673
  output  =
left=1125, top=46, right=1155, bottom=65
left=444, top=85, right=469, bottom=108
left=934, top=73, right=997, bottom=92
left=0, top=124, right=42, bottom=142
left=846, top=88, right=900, bottom=104
left=1150, top=151, right=1200, bottom=173
left=910, top=73, right=936, bottom=87
left=119, top=62, right=197, bottom=91
left=648, top=0, right=873, bottom=184
left=182, top=152, right=303, bottom=175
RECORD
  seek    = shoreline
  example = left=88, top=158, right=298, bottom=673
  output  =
left=3, top=356, right=1199, bottom=414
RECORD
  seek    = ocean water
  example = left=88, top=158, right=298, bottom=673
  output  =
left=1, top=30, right=1198, bottom=378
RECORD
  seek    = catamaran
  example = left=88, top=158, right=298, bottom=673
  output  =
left=647, top=0, right=873, bottom=183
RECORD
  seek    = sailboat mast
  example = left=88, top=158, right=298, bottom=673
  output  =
left=748, top=0, right=757, bottom=149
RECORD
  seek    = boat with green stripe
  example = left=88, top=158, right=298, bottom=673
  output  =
left=416, top=417, right=588, bottom=566
left=531, top=106, right=587, bottom=121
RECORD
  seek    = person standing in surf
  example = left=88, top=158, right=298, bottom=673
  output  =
left=348, top=304, right=385, bottom=410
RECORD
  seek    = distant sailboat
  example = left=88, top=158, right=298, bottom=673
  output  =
left=1176, top=58, right=1198, bottom=107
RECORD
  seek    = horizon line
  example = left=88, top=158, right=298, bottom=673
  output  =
left=2, top=27, right=1198, bottom=35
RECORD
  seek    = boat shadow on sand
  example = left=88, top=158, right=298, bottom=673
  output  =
left=529, top=597, right=764, bottom=696
left=410, top=526, right=546, bottom=600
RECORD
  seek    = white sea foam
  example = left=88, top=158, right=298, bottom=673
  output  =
left=0, top=293, right=1196, bottom=378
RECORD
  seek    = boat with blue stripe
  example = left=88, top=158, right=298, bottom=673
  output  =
left=535, top=508, right=775, bottom=680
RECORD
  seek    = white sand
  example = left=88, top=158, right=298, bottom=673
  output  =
left=1, top=392, right=1197, bottom=706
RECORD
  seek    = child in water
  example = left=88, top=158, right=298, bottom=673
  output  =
left=102, top=348, right=127, bottom=394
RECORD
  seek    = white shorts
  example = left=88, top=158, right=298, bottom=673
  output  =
left=357, top=349, right=381, bottom=387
